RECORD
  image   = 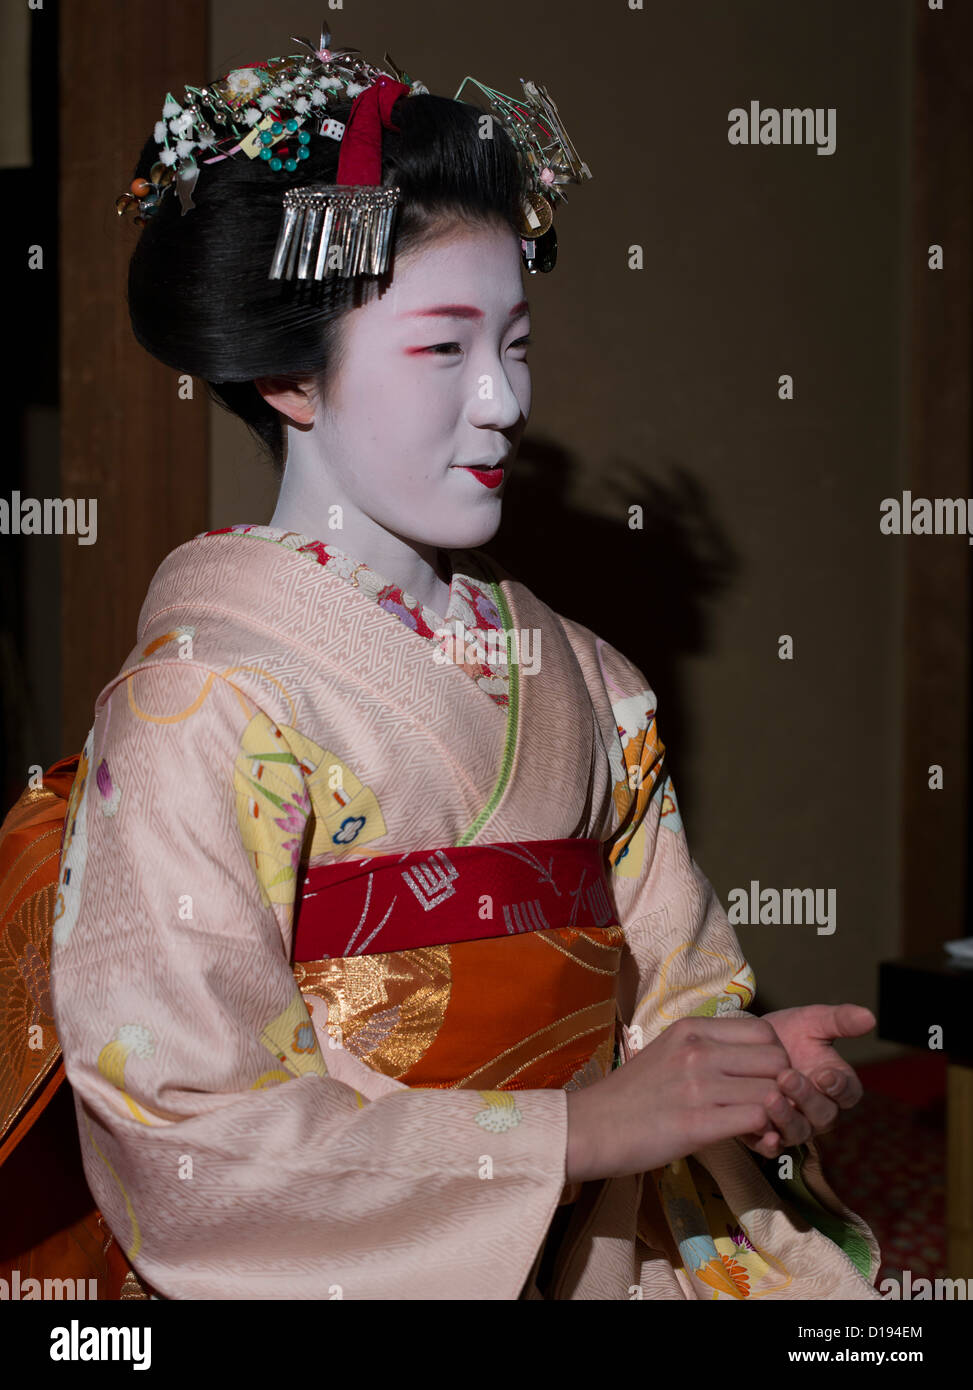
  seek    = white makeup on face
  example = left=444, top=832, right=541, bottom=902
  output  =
left=268, top=219, right=531, bottom=612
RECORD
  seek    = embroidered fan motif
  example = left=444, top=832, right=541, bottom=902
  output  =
left=234, top=713, right=389, bottom=907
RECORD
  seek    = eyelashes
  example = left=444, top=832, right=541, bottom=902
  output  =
left=422, top=337, right=532, bottom=356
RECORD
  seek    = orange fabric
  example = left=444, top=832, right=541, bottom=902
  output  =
left=404, top=924, right=624, bottom=1090
left=296, top=921, right=624, bottom=1091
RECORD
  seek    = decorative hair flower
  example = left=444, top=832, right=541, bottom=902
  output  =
left=225, top=68, right=264, bottom=100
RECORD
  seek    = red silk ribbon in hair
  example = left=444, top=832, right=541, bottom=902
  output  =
left=337, top=75, right=411, bottom=186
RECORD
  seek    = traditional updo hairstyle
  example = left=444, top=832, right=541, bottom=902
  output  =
left=127, top=91, right=528, bottom=476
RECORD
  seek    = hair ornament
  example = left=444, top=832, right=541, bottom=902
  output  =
left=452, top=76, right=592, bottom=273
left=115, top=20, right=591, bottom=277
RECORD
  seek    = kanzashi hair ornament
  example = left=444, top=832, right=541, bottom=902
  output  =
left=114, top=20, right=591, bottom=278
left=269, top=70, right=409, bottom=280
left=115, top=22, right=409, bottom=227
left=115, top=162, right=175, bottom=226
left=453, top=76, right=592, bottom=274
left=271, top=185, right=402, bottom=280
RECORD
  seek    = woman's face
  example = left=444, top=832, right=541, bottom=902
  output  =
left=305, top=218, right=531, bottom=551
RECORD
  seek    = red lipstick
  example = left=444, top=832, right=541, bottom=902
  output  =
left=451, top=464, right=505, bottom=490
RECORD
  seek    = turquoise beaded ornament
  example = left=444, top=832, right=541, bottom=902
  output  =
left=257, top=119, right=313, bottom=172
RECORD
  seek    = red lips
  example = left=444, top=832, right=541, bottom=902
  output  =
left=452, top=465, right=505, bottom=490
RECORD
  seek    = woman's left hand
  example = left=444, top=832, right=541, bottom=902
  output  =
left=757, top=1002, right=875, bottom=1145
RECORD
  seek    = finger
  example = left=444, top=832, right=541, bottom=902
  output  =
left=831, top=1003, right=876, bottom=1040
left=689, top=1105, right=781, bottom=1150
left=798, top=1002, right=876, bottom=1042
left=777, top=1070, right=840, bottom=1134
left=763, top=1090, right=813, bottom=1146
left=706, top=1077, right=792, bottom=1109
left=741, top=1129, right=785, bottom=1159
left=673, top=1016, right=780, bottom=1044
left=712, top=1042, right=792, bottom=1079
left=809, top=1063, right=863, bottom=1110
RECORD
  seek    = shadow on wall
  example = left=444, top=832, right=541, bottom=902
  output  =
left=490, top=438, right=741, bottom=827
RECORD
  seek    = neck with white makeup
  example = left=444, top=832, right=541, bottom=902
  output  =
left=269, top=437, right=455, bottom=617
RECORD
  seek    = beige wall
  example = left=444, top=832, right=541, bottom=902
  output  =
left=210, top=0, right=911, bottom=1063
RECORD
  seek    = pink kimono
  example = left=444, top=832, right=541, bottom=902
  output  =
left=49, top=524, right=882, bottom=1299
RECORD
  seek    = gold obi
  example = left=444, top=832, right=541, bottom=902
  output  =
left=292, top=922, right=625, bottom=1093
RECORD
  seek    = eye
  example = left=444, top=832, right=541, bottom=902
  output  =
left=508, top=335, right=532, bottom=354
left=425, top=342, right=463, bottom=355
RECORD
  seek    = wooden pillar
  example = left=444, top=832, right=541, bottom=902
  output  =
left=59, top=1, right=209, bottom=753
left=902, top=2, right=973, bottom=954
left=946, top=1061, right=973, bottom=1277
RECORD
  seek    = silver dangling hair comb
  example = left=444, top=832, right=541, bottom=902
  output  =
left=269, top=186, right=401, bottom=280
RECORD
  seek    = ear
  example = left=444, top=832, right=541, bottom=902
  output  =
left=253, top=375, right=319, bottom=427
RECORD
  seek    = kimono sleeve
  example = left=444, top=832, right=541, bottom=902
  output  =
left=596, top=646, right=757, bottom=1044
left=49, top=660, right=568, bottom=1301
left=593, top=642, right=882, bottom=1287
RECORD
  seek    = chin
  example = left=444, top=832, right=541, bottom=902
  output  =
left=402, top=507, right=502, bottom=554
left=447, top=510, right=503, bottom=551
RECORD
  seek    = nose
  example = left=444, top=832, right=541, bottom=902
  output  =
left=465, top=353, right=528, bottom=432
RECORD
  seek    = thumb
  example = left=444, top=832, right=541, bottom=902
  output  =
left=827, top=1002, right=876, bottom=1039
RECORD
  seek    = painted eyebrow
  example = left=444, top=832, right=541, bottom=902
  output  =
left=395, top=300, right=530, bottom=321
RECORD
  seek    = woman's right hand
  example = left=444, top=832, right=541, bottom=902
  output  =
left=565, top=1015, right=810, bottom=1183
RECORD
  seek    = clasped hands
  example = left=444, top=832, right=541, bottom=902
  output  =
left=740, top=1002, right=875, bottom=1158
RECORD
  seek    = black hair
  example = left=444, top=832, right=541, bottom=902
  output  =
left=126, top=92, right=528, bottom=476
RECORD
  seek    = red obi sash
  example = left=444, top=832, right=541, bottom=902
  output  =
left=293, top=837, right=615, bottom=962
